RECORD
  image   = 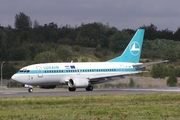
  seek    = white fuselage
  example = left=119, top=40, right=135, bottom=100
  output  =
left=11, top=62, right=142, bottom=86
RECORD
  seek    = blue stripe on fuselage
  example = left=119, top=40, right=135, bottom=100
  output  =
left=16, top=68, right=142, bottom=74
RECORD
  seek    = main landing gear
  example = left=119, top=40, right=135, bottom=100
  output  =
left=68, top=87, right=76, bottom=91
left=86, top=85, right=93, bottom=91
left=68, top=85, right=93, bottom=92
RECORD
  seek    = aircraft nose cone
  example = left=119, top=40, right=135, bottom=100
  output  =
left=11, top=74, right=23, bottom=84
left=11, top=74, right=19, bottom=82
left=11, top=75, right=14, bottom=80
left=11, top=73, right=28, bottom=84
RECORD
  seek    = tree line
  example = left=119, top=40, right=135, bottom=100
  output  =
left=1, top=12, right=180, bottom=84
left=1, top=12, right=180, bottom=62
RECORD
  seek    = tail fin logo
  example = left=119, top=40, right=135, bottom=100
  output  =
left=129, top=42, right=140, bottom=56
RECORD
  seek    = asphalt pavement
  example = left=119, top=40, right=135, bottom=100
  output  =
left=1, top=88, right=180, bottom=98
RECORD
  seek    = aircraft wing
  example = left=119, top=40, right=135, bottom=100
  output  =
left=88, top=71, right=142, bottom=84
left=88, top=71, right=142, bottom=80
left=132, top=60, right=169, bottom=68
left=88, top=60, right=168, bottom=84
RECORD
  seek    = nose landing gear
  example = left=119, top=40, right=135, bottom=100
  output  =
left=24, top=84, right=34, bottom=93
left=28, top=88, right=33, bottom=93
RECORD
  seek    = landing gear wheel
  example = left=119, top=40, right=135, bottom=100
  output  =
left=68, top=87, right=76, bottom=91
left=86, top=85, right=93, bottom=91
left=28, top=88, right=33, bottom=93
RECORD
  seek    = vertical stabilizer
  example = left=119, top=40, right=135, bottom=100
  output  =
left=108, top=29, right=145, bottom=63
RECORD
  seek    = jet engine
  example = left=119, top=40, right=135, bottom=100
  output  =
left=68, top=78, right=89, bottom=88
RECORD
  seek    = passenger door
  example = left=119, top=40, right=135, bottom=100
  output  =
left=36, top=66, right=43, bottom=78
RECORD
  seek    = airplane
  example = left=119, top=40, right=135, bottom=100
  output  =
left=11, top=29, right=168, bottom=92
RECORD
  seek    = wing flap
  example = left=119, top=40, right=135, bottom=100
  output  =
left=88, top=71, right=142, bottom=80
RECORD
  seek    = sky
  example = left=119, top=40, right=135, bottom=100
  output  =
left=1, top=0, right=180, bottom=31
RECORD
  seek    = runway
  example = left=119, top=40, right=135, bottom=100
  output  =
left=1, top=87, right=180, bottom=98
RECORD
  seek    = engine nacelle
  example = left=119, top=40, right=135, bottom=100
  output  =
left=39, top=85, right=56, bottom=89
left=68, top=78, right=89, bottom=88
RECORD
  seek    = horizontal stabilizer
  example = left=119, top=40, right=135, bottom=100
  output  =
left=133, top=60, right=169, bottom=68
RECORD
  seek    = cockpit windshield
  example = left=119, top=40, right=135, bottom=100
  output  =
left=19, top=69, right=30, bottom=73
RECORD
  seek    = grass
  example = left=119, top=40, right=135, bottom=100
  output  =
left=0, top=93, right=180, bottom=120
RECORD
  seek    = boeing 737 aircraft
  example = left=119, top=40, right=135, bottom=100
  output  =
left=11, top=29, right=168, bottom=92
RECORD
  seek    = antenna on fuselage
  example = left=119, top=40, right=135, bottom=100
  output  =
left=71, top=60, right=73, bottom=63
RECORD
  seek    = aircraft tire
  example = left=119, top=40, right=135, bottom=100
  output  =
left=28, top=88, right=33, bottom=93
left=68, top=87, right=76, bottom=91
left=86, top=85, right=93, bottom=91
